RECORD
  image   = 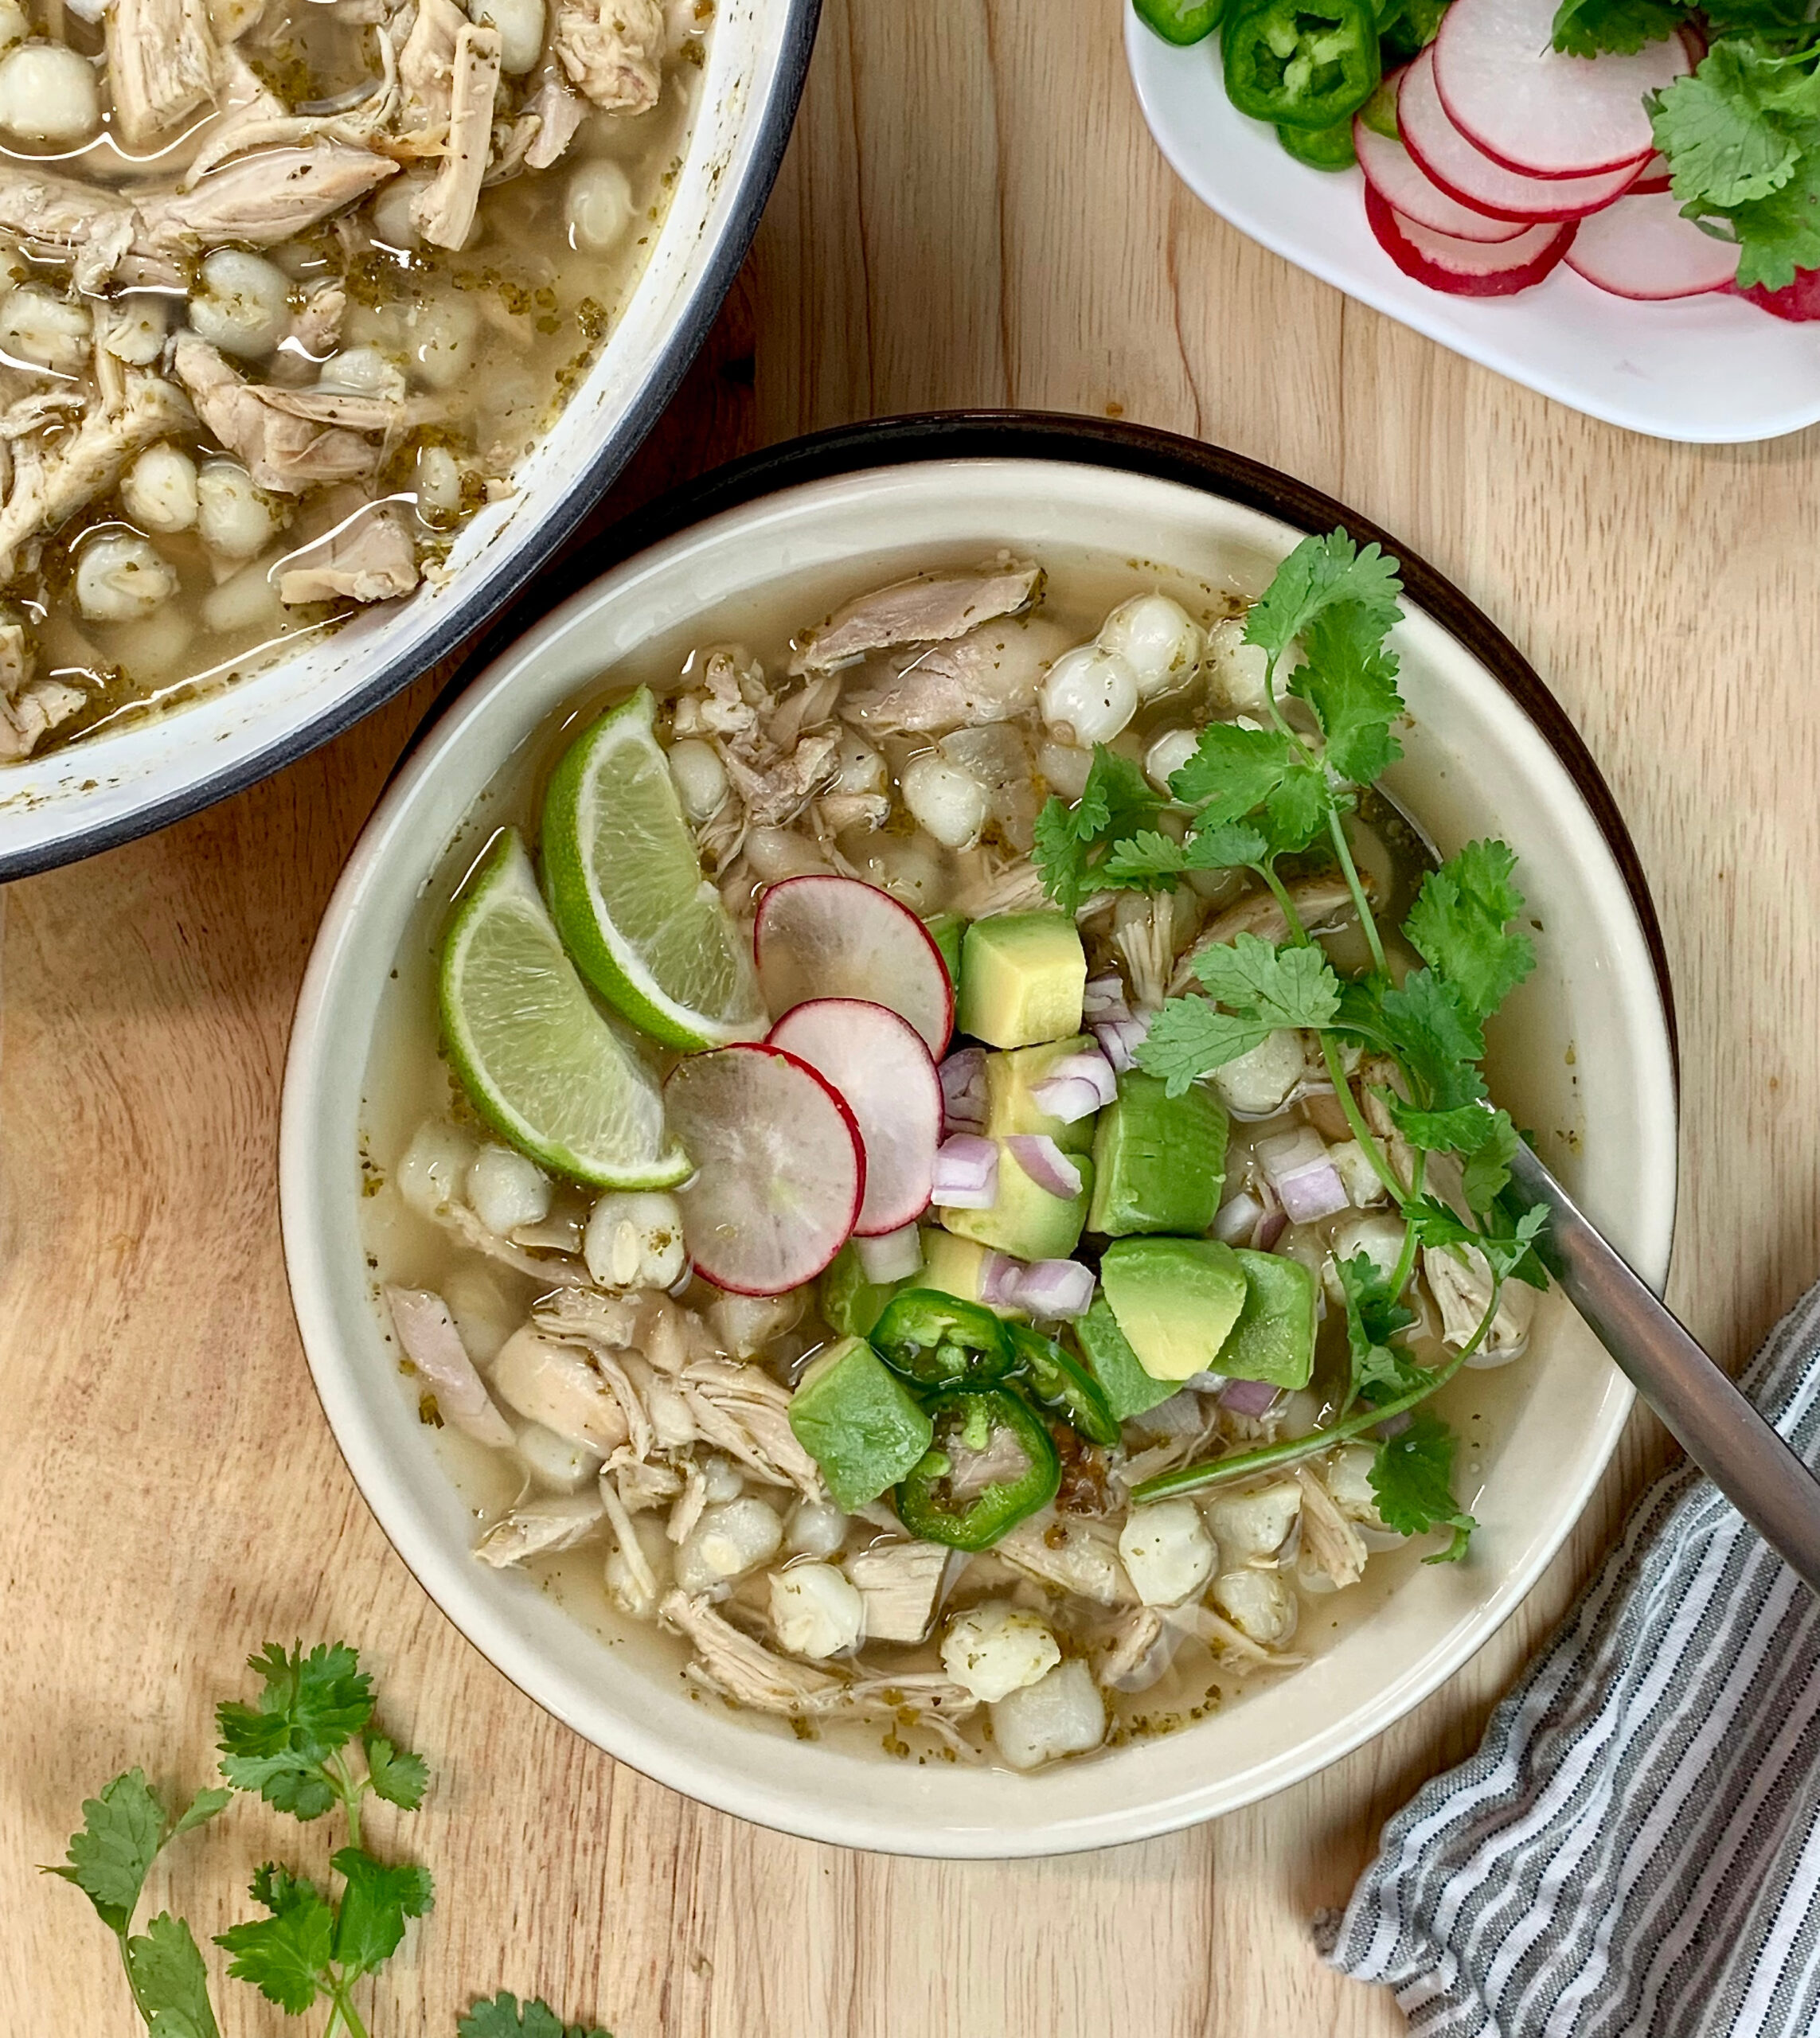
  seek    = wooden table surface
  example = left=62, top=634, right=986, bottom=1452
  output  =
left=8, top=2, right=1820, bottom=2031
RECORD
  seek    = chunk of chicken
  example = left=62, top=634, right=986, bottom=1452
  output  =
left=0, top=675, right=86, bottom=760
left=1294, top=1466, right=1367, bottom=1591
left=680, top=1355, right=825, bottom=1499
left=412, top=24, right=501, bottom=248
left=522, top=70, right=585, bottom=167
left=0, top=373, right=193, bottom=584
left=790, top=559, right=1044, bottom=676
left=1424, top=1241, right=1537, bottom=1361
left=1170, top=876, right=1365, bottom=995
left=489, top=1326, right=631, bottom=1456
left=475, top=1489, right=604, bottom=1567
left=279, top=502, right=419, bottom=606
left=995, top=1513, right=1136, bottom=1607
left=838, top=616, right=1069, bottom=736
left=554, top=0, right=662, bottom=111
left=143, top=144, right=398, bottom=255
left=400, top=0, right=467, bottom=127
left=0, top=169, right=173, bottom=294
left=107, top=0, right=220, bottom=145
left=384, top=1285, right=515, bottom=1447
left=172, top=334, right=378, bottom=493
left=845, top=1538, right=951, bottom=1643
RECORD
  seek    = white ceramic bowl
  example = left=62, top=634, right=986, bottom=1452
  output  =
left=0, top=0, right=819, bottom=881
left=1125, top=17, right=1820, bottom=444
left=281, top=418, right=1678, bottom=1857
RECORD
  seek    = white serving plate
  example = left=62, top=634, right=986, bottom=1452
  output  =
left=1125, top=15, right=1820, bottom=443
left=0, top=0, right=819, bottom=880
left=282, top=425, right=1678, bottom=1856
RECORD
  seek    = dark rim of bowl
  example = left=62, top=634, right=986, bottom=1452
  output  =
left=407, top=408, right=1681, bottom=1084
left=0, top=0, right=824, bottom=886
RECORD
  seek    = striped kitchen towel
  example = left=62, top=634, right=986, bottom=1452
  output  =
left=1316, top=1279, right=1820, bottom=2038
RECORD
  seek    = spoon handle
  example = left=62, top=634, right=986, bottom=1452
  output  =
left=1509, top=1141, right=1820, bottom=1598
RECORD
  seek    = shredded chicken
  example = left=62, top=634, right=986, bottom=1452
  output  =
left=533, top=1286, right=649, bottom=1349
left=1295, top=1466, right=1368, bottom=1590
left=475, top=1491, right=605, bottom=1568
left=996, top=1513, right=1137, bottom=1607
left=385, top=1285, right=515, bottom=1447
left=1096, top=1607, right=1166, bottom=1691
left=400, top=0, right=467, bottom=127
left=845, top=1540, right=952, bottom=1643
left=426, top=1197, right=591, bottom=1285
left=522, top=72, right=586, bottom=167
left=838, top=617, right=1069, bottom=736
left=554, top=0, right=663, bottom=111
left=412, top=24, right=502, bottom=248
left=173, top=333, right=381, bottom=493
left=679, top=1356, right=825, bottom=1499
left=144, top=143, right=400, bottom=254
left=790, top=560, right=1044, bottom=676
left=1170, top=875, right=1365, bottom=994
left=108, top=0, right=221, bottom=146
left=279, top=502, right=420, bottom=606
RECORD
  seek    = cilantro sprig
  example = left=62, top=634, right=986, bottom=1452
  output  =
left=1047, top=528, right=1552, bottom=1555
left=48, top=1643, right=610, bottom=2038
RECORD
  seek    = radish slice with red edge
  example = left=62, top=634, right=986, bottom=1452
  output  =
left=663, top=1043, right=864, bottom=1295
left=754, top=874, right=953, bottom=1057
left=1399, top=49, right=1645, bottom=222
left=1366, top=185, right=1576, bottom=296
left=1631, top=151, right=1670, bottom=195
left=1566, top=191, right=1740, bottom=299
left=1431, top=0, right=1685, bottom=180
left=1733, top=267, right=1820, bottom=321
left=767, top=998, right=941, bottom=1235
left=1354, top=103, right=1530, bottom=244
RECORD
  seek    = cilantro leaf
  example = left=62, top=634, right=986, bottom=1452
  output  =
left=1261, top=762, right=1330, bottom=853
left=1337, top=1251, right=1420, bottom=1409
left=1404, top=839, right=1535, bottom=1021
left=1135, top=1000, right=1271, bottom=1094
left=459, top=1991, right=614, bottom=2038
left=1375, top=970, right=1487, bottom=1109
left=127, top=1914, right=222, bottom=2038
left=1243, top=529, right=1404, bottom=668
left=330, top=1846, right=435, bottom=1979
left=1552, top=0, right=1686, bottom=57
left=1169, top=720, right=1295, bottom=817
left=1459, top=1107, right=1520, bottom=1211
left=1287, top=603, right=1406, bottom=787
left=1718, top=146, right=1820, bottom=290
left=362, top=1732, right=429, bottom=1811
left=1370, top=1412, right=1476, bottom=1561
left=1186, top=818, right=1271, bottom=869
left=217, top=1642, right=373, bottom=1818
left=1652, top=41, right=1805, bottom=209
left=173, top=1787, right=233, bottom=1838
left=1100, top=829, right=1190, bottom=889
left=1031, top=796, right=1090, bottom=913
left=1193, top=931, right=1343, bottom=1029
left=215, top=1868, right=336, bottom=2013
left=1032, top=747, right=1164, bottom=911
left=46, top=1768, right=169, bottom=1931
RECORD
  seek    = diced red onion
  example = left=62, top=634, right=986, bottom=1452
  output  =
left=1213, top=1192, right=1263, bottom=1245
left=1031, top=1049, right=1118, bottom=1121
left=1004, top=1134, right=1084, bottom=1201
left=974, top=1251, right=1021, bottom=1306
left=1093, top=1014, right=1150, bottom=1074
left=857, top=1224, right=924, bottom=1284
left=1220, top=1377, right=1281, bottom=1418
left=1083, top=972, right=1132, bottom=1024
left=1012, top=1258, right=1096, bottom=1319
left=1256, top=1124, right=1349, bottom=1224
left=938, top=1047, right=988, bottom=1136
left=1253, top=1208, right=1287, bottom=1252
left=931, top=1134, right=998, bottom=1208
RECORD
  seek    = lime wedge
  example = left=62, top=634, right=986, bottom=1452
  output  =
left=439, top=829, right=689, bottom=1189
left=541, top=687, right=767, bottom=1050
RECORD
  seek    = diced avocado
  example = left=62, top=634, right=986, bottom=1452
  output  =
left=958, top=913, right=1087, bottom=1049
left=819, top=1243, right=903, bottom=1340
left=1220, top=1249, right=1317, bottom=1389
left=983, top=1035, right=1099, bottom=1154
left=920, top=1229, right=1026, bottom=1318
left=924, top=912, right=967, bottom=992
left=787, top=1335, right=934, bottom=1512
left=1099, top=1236, right=1248, bottom=1382
left=1072, top=1296, right=1175, bottom=1422
left=939, top=1142, right=1092, bottom=1262
left=1088, top=1072, right=1229, bottom=1236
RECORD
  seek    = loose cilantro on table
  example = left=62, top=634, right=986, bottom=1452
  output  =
left=47, top=1644, right=611, bottom=2038
left=1043, top=528, right=1549, bottom=1555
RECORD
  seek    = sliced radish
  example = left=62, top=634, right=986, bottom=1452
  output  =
left=663, top=1044, right=864, bottom=1294
left=1400, top=49, right=1644, bottom=222
left=1355, top=102, right=1529, bottom=243
left=1366, top=185, right=1575, bottom=296
left=1432, top=0, right=1685, bottom=180
left=767, top=998, right=941, bottom=1236
left=754, top=875, right=954, bottom=1058
left=1566, top=191, right=1740, bottom=299
left=1631, top=150, right=1670, bottom=194
left=1734, top=267, right=1820, bottom=322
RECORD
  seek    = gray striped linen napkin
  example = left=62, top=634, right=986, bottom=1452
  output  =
left=1315, top=1279, right=1820, bottom=2038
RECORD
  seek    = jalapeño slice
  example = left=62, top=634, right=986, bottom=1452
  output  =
left=1223, top=0, right=1381, bottom=131
left=895, top=1390, right=1061, bottom=1551
left=1007, top=1323, right=1122, bottom=1449
left=869, top=1289, right=1015, bottom=1388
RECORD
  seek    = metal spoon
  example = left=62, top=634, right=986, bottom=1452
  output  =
left=1509, top=1139, right=1820, bottom=1598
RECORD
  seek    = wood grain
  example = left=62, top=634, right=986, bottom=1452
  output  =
left=7, top=0, right=1818, bottom=2031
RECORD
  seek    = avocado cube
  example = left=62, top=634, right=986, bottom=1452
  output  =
left=1220, top=1249, right=1317, bottom=1389
left=939, top=1141, right=1092, bottom=1261
left=787, top=1336, right=934, bottom=1512
left=920, top=1229, right=1027, bottom=1318
left=958, top=913, right=1087, bottom=1048
left=1099, top=1236, right=1248, bottom=1383
left=1088, top=1072, right=1229, bottom=1236
left=924, top=912, right=967, bottom=993
left=819, top=1243, right=904, bottom=1340
left=983, top=1035, right=1099, bottom=1155
left=1072, top=1295, right=1175, bottom=1422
